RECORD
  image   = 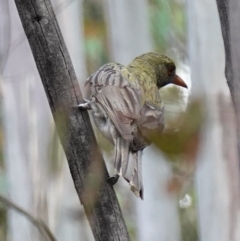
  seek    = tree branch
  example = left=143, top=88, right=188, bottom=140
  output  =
left=0, top=195, right=56, bottom=241
left=216, top=0, right=240, bottom=164
left=14, top=0, right=130, bottom=240
left=216, top=0, right=234, bottom=99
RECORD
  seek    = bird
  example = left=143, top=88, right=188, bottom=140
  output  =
left=78, top=52, right=187, bottom=199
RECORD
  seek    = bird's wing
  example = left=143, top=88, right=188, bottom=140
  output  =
left=85, top=63, right=142, bottom=140
left=139, top=101, right=164, bottom=129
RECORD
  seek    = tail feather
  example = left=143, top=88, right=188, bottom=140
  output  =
left=129, top=151, right=143, bottom=199
left=114, top=137, right=130, bottom=175
left=114, top=139, right=143, bottom=199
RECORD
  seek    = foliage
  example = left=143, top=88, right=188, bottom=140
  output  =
left=151, top=100, right=203, bottom=160
left=83, top=0, right=109, bottom=74
left=179, top=189, right=199, bottom=241
left=149, top=0, right=187, bottom=58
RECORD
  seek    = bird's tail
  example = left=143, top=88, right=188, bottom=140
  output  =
left=114, top=137, right=143, bottom=199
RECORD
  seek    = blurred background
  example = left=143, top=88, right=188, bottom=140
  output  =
left=0, top=0, right=240, bottom=240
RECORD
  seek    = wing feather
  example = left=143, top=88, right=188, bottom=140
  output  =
left=96, top=86, right=139, bottom=140
left=84, top=63, right=164, bottom=141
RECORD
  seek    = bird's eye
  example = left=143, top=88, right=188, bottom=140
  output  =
left=168, top=66, right=175, bottom=76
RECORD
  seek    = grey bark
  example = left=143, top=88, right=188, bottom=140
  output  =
left=14, top=0, right=130, bottom=241
left=216, top=0, right=233, bottom=93
left=216, top=0, right=240, bottom=161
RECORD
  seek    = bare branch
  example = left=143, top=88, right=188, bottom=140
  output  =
left=0, top=195, right=57, bottom=241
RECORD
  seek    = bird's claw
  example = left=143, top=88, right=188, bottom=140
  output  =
left=73, top=99, right=92, bottom=110
left=107, top=174, right=120, bottom=186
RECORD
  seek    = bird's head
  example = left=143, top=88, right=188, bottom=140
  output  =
left=132, top=52, right=188, bottom=89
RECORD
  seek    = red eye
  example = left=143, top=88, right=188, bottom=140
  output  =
left=168, top=66, right=175, bottom=75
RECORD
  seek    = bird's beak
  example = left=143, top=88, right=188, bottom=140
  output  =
left=173, top=75, right=188, bottom=89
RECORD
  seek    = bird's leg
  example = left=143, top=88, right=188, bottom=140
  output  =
left=107, top=174, right=120, bottom=185
left=73, top=99, right=92, bottom=110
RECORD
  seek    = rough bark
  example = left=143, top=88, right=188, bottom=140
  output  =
left=216, top=0, right=240, bottom=162
left=14, top=0, right=130, bottom=240
left=216, top=0, right=233, bottom=95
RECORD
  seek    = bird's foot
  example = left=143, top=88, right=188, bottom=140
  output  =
left=107, top=174, right=120, bottom=185
left=73, top=99, right=92, bottom=110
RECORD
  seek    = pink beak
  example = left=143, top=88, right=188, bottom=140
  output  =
left=173, top=75, right=188, bottom=89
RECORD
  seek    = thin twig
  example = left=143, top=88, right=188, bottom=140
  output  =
left=0, top=194, right=57, bottom=241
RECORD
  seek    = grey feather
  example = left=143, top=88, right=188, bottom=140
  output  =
left=126, top=151, right=143, bottom=199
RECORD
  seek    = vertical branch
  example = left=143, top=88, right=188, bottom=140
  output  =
left=216, top=0, right=240, bottom=165
left=215, top=0, right=234, bottom=100
left=229, top=0, right=240, bottom=172
left=14, top=0, right=130, bottom=240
